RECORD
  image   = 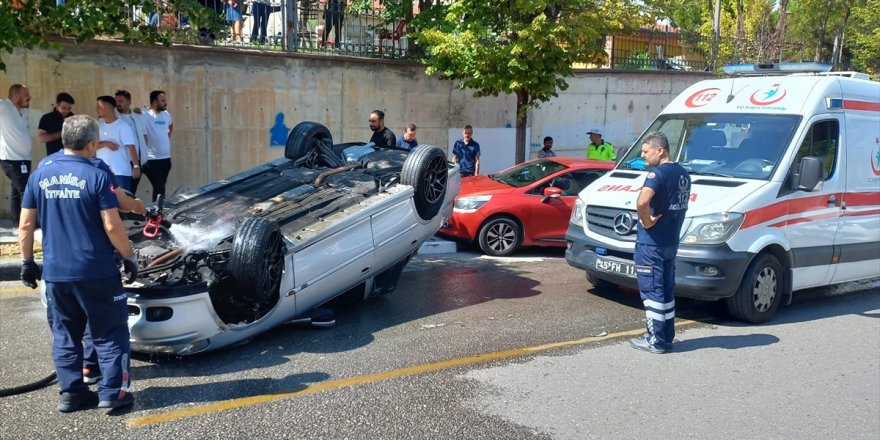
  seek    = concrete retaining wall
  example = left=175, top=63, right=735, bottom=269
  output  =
left=0, top=40, right=710, bottom=217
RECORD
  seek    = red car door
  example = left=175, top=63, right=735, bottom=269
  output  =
left=527, top=170, right=607, bottom=245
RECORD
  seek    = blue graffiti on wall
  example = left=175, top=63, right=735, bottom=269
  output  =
left=270, top=112, right=289, bottom=147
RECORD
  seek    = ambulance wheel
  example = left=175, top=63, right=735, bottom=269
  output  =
left=586, top=272, right=618, bottom=292
left=725, top=253, right=783, bottom=324
left=478, top=216, right=522, bottom=256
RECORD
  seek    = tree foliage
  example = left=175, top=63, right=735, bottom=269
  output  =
left=644, top=0, right=878, bottom=76
left=0, top=0, right=222, bottom=71
left=412, top=0, right=641, bottom=163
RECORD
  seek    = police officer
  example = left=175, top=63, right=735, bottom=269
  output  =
left=19, top=115, right=138, bottom=412
left=630, top=131, right=690, bottom=354
left=586, top=128, right=616, bottom=161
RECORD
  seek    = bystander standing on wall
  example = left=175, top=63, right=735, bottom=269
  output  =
left=0, top=84, right=33, bottom=224
left=38, top=92, right=75, bottom=156
left=96, top=96, right=137, bottom=192
left=538, top=136, right=556, bottom=158
left=19, top=114, right=137, bottom=412
left=115, top=90, right=148, bottom=195
left=452, top=125, right=480, bottom=177
left=225, top=0, right=243, bottom=43
left=396, top=123, right=418, bottom=150
left=368, top=110, right=396, bottom=149
left=250, top=0, right=271, bottom=44
left=322, top=0, right=343, bottom=48
left=142, top=90, right=174, bottom=202
left=586, top=127, right=616, bottom=161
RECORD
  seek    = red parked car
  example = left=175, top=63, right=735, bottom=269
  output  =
left=439, top=157, right=614, bottom=255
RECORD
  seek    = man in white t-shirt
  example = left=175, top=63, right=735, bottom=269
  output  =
left=115, top=90, right=148, bottom=195
left=0, top=84, right=33, bottom=222
left=96, top=96, right=137, bottom=192
left=141, top=90, right=173, bottom=202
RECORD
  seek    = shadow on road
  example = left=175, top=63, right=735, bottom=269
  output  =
left=131, top=371, right=330, bottom=411
left=671, top=333, right=780, bottom=353
left=130, top=253, right=542, bottom=380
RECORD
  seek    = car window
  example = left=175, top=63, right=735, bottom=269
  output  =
left=793, top=120, right=839, bottom=180
left=533, top=170, right=607, bottom=196
left=493, top=160, right=568, bottom=187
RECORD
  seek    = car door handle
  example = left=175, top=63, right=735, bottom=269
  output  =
left=827, top=195, right=838, bottom=206
left=361, top=267, right=370, bottom=273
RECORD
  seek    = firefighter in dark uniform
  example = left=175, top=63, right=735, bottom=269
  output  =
left=19, top=115, right=138, bottom=412
left=630, top=131, right=690, bottom=354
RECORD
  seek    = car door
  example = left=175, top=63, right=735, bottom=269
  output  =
left=784, top=116, right=844, bottom=289
left=528, top=170, right=606, bottom=243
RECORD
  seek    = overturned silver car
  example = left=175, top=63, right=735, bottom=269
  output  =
left=123, top=122, right=460, bottom=355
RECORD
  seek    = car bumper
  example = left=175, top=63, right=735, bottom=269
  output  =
left=564, top=224, right=753, bottom=300
left=437, top=208, right=487, bottom=242
left=126, top=290, right=222, bottom=355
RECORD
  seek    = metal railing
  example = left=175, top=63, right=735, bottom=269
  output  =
left=141, top=0, right=415, bottom=59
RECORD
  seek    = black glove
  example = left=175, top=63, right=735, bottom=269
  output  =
left=21, top=259, right=41, bottom=289
left=122, top=255, right=139, bottom=284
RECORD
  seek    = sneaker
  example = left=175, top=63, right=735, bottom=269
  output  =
left=629, top=337, right=666, bottom=354
left=57, top=391, right=98, bottom=413
left=642, top=333, right=674, bottom=350
left=83, top=367, right=102, bottom=385
left=98, top=392, right=134, bottom=409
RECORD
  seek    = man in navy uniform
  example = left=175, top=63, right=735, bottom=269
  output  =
left=452, top=125, right=481, bottom=177
left=630, top=131, right=690, bottom=354
left=19, top=114, right=138, bottom=412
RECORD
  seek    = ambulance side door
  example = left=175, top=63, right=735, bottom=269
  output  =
left=784, top=116, right=844, bottom=289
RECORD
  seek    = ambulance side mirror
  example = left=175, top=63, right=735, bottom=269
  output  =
left=795, top=157, right=823, bottom=191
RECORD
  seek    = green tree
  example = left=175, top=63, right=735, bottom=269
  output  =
left=848, top=0, right=878, bottom=76
left=413, top=0, right=641, bottom=163
left=0, top=0, right=222, bottom=71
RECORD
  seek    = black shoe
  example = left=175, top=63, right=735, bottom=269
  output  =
left=98, top=392, right=134, bottom=410
left=629, top=337, right=666, bottom=354
left=57, top=391, right=98, bottom=413
left=642, top=333, right=673, bottom=350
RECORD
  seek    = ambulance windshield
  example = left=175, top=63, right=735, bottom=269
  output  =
left=619, top=113, right=802, bottom=180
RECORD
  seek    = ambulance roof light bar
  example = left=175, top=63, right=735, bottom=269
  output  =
left=723, top=62, right=833, bottom=76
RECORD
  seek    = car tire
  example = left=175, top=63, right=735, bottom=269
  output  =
left=586, top=272, right=619, bottom=292
left=725, top=253, right=783, bottom=324
left=478, top=216, right=522, bottom=256
left=230, top=217, right=285, bottom=303
left=401, top=145, right=448, bottom=221
left=286, top=121, right=333, bottom=162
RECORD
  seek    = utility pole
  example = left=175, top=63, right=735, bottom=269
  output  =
left=712, top=0, right=721, bottom=69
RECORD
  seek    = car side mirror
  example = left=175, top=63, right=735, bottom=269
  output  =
left=795, top=156, right=823, bottom=191
left=542, top=186, right=563, bottom=203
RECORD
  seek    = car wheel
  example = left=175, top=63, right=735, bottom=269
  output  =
left=401, top=145, right=448, bottom=221
left=286, top=121, right=333, bottom=162
left=725, top=253, right=783, bottom=324
left=230, top=217, right=285, bottom=303
left=478, top=216, right=522, bottom=256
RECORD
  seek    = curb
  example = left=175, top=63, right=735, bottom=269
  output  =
left=0, top=259, right=40, bottom=282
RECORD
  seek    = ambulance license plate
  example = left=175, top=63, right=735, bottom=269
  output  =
left=595, top=256, right=636, bottom=278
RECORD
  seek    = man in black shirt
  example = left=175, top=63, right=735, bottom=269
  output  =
left=368, top=110, right=396, bottom=149
left=38, top=92, right=76, bottom=156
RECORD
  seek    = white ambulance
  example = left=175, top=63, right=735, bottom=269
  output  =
left=565, top=63, right=880, bottom=323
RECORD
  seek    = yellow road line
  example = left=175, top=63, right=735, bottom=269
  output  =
left=128, top=318, right=701, bottom=428
left=0, top=287, right=34, bottom=295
